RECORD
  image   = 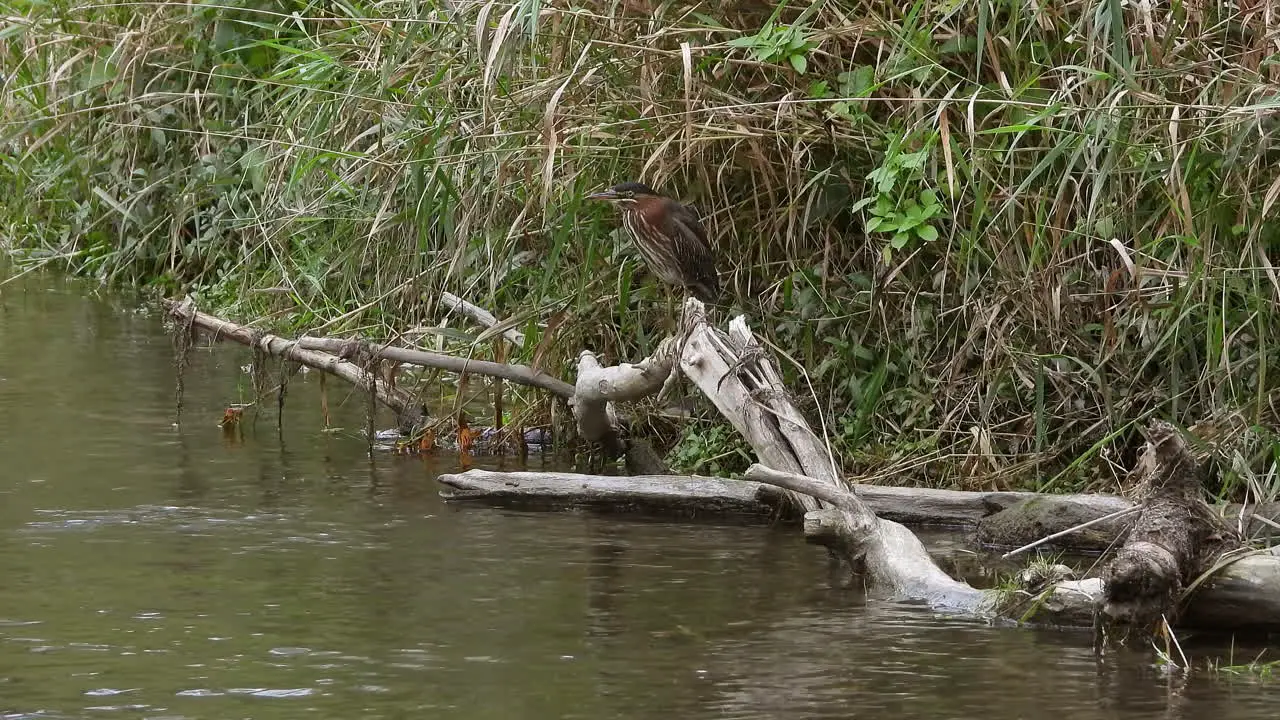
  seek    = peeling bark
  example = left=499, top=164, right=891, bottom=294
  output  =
left=1101, top=420, right=1243, bottom=628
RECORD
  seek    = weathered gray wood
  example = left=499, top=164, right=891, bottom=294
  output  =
left=436, top=468, right=1280, bottom=631
left=678, top=322, right=822, bottom=512
left=432, top=468, right=1279, bottom=548
left=977, top=495, right=1136, bottom=552
left=297, top=336, right=573, bottom=399
left=745, top=464, right=987, bottom=608
left=569, top=336, right=682, bottom=457
left=440, top=291, right=526, bottom=347
left=1180, top=551, right=1280, bottom=630
left=437, top=469, right=784, bottom=520
left=851, top=484, right=1129, bottom=526
left=166, top=297, right=424, bottom=430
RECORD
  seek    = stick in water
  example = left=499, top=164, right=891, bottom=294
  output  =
left=1001, top=505, right=1144, bottom=559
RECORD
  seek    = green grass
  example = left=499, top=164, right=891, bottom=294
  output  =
left=2, top=0, right=1279, bottom=495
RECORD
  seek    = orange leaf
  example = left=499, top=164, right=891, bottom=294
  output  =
left=220, top=407, right=242, bottom=429
left=458, top=426, right=477, bottom=454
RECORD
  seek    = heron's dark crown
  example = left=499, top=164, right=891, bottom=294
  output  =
left=610, top=181, right=659, bottom=196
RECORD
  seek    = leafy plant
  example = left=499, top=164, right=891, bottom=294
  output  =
left=5, top=0, right=1280, bottom=498
left=666, top=422, right=754, bottom=477
left=726, top=22, right=817, bottom=74
left=852, top=137, right=946, bottom=263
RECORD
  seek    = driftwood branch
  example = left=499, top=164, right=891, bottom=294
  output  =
left=435, top=469, right=1280, bottom=631
left=438, top=469, right=781, bottom=518
left=165, top=296, right=581, bottom=433
left=441, top=291, right=525, bottom=347
left=165, top=297, right=423, bottom=429
left=743, top=463, right=984, bottom=607
left=435, top=297, right=1280, bottom=634
left=296, top=337, right=573, bottom=399
left=568, top=332, right=683, bottom=457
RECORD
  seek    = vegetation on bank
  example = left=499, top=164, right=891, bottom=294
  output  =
left=3, top=1, right=1279, bottom=495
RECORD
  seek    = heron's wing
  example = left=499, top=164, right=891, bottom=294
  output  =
left=662, top=199, right=720, bottom=300
left=661, top=200, right=714, bottom=257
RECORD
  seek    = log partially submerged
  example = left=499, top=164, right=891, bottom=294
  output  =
left=436, top=466, right=1280, bottom=555
left=438, top=470, right=783, bottom=520
left=441, top=297, right=1280, bottom=633
left=168, top=293, right=1280, bottom=633
left=1101, top=421, right=1242, bottom=627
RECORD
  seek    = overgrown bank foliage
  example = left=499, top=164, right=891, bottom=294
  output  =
left=3, top=1, right=1279, bottom=494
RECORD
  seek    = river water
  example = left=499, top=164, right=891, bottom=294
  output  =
left=1, top=269, right=1277, bottom=719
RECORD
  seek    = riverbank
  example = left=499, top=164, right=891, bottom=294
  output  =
left=4, top=3, right=1279, bottom=497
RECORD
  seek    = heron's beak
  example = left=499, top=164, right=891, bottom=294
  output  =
left=586, top=189, right=619, bottom=201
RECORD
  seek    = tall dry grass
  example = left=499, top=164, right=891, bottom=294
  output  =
left=3, top=0, right=1279, bottom=495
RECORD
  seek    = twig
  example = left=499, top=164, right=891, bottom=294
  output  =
left=1001, top=505, right=1144, bottom=559
left=311, top=270, right=431, bottom=334
left=441, top=291, right=525, bottom=346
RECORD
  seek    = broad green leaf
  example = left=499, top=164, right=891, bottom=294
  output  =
left=898, top=150, right=928, bottom=169
left=850, top=196, right=876, bottom=213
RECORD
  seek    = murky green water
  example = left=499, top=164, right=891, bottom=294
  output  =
left=1, top=269, right=1277, bottom=719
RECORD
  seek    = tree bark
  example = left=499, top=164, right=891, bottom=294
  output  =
left=1101, top=420, right=1243, bottom=628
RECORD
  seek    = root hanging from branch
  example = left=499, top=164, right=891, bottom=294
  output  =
left=163, top=296, right=584, bottom=435
left=166, top=298, right=425, bottom=430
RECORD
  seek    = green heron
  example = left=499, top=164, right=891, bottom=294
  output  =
left=587, top=182, right=720, bottom=305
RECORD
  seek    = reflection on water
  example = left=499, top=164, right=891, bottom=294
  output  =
left=1, top=269, right=1278, bottom=719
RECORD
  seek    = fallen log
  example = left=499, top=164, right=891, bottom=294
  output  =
left=438, top=470, right=784, bottom=520
left=511, top=299, right=987, bottom=608
left=438, top=466, right=1280, bottom=631
left=1179, top=549, right=1280, bottom=630
left=433, top=468, right=1280, bottom=553
left=171, top=292, right=1280, bottom=633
